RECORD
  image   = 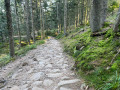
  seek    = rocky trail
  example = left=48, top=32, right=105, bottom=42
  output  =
left=0, top=37, right=91, bottom=90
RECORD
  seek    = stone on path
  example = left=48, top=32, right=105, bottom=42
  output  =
left=61, top=76, right=70, bottom=80
left=10, top=86, right=20, bottom=90
left=60, top=87, right=72, bottom=90
left=30, top=72, right=44, bottom=81
left=32, top=81, right=43, bottom=86
left=21, top=84, right=28, bottom=90
left=12, top=73, right=18, bottom=79
left=52, top=69, right=60, bottom=73
left=32, top=87, right=45, bottom=90
left=80, top=83, right=86, bottom=90
left=27, top=68, right=34, bottom=74
left=43, top=79, right=53, bottom=86
left=45, top=64, right=52, bottom=68
left=47, top=73, right=62, bottom=78
left=58, top=79, right=81, bottom=86
left=39, top=62, right=45, bottom=67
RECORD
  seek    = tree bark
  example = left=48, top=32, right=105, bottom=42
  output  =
left=90, top=0, right=102, bottom=33
left=113, top=6, right=120, bottom=33
left=15, top=0, right=21, bottom=48
left=35, top=0, right=40, bottom=35
left=101, top=0, right=108, bottom=26
left=80, top=0, right=84, bottom=25
left=57, top=2, right=60, bottom=33
left=4, top=0, right=15, bottom=57
left=30, top=0, right=35, bottom=43
left=40, top=0, right=44, bottom=39
left=64, top=0, right=67, bottom=36
left=25, top=0, right=31, bottom=44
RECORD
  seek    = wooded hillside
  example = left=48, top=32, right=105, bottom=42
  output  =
left=0, top=0, right=120, bottom=89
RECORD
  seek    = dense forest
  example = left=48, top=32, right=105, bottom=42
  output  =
left=0, top=0, right=120, bottom=90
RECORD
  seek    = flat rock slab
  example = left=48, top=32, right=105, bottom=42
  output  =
left=32, top=81, right=43, bottom=86
left=58, top=79, right=81, bottom=86
left=30, top=72, right=44, bottom=81
left=60, top=87, right=72, bottom=90
left=47, top=73, right=62, bottom=78
left=39, top=62, right=45, bottom=67
left=52, top=69, right=60, bottom=73
left=43, top=79, right=53, bottom=86
left=45, top=64, right=52, bottom=68
left=10, top=86, right=20, bottom=90
left=32, top=87, right=45, bottom=90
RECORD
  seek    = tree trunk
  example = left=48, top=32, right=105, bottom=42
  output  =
left=75, top=16, right=77, bottom=29
left=90, top=0, right=108, bottom=33
left=30, top=0, right=35, bottom=43
left=101, top=0, right=108, bottom=26
left=25, top=0, right=31, bottom=44
left=80, top=0, right=84, bottom=25
left=113, top=6, right=120, bottom=33
left=77, top=3, right=80, bottom=26
left=42, top=9, right=45, bottom=39
left=57, top=2, right=60, bottom=33
left=40, top=0, right=44, bottom=39
left=15, top=0, right=21, bottom=48
left=64, top=0, right=67, bottom=36
left=90, top=0, right=102, bottom=33
left=23, top=5, right=28, bottom=43
left=35, top=0, right=39, bottom=35
left=4, top=0, right=15, bottom=57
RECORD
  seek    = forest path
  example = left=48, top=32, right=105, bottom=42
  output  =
left=0, top=37, right=89, bottom=90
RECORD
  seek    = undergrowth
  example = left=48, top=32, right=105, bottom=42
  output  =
left=58, top=26, right=120, bottom=89
left=0, top=40, right=45, bottom=67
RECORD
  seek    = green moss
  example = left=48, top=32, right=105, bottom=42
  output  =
left=45, top=30, right=58, bottom=37
left=36, top=36, right=41, bottom=40
left=103, top=22, right=111, bottom=28
left=0, top=55, right=15, bottom=67
left=56, top=33, right=64, bottom=39
left=0, top=40, right=45, bottom=67
left=111, top=60, right=120, bottom=71
left=73, top=50, right=81, bottom=57
left=108, top=1, right=119, bottom=12
left=60, top=25, right=120, bottom=89
left=105, top=29, right=114, bottom=38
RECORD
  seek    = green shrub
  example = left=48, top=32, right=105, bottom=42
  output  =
left=15, top=40, right=45, bottom=56
left=103, top=22, right=111, bottom=28
left=108, top=1, right=119, bottom=13
left=56, top=33, right=64, bottom=39
left=105, top=29, right=114, bottom=38
left=45, top=30, right=58, bottom=37
left=36, top=36, right=41, bottom=40
left=61, top=25, right=120, bottom=89
left=99, top=71, right=120, bottom=90
left=111, top=60, right=120, bottom=71
left=0, top=55, right=14, bottom=67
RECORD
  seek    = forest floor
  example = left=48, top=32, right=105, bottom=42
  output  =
left=0, top=37, right=92, bottom=90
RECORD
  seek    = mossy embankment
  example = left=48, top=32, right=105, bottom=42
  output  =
left=57, top=25, right=120, bottom=89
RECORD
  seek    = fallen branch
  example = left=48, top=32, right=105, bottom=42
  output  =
left=91, top=29, right=108, bottom=37
left=110, top=49, right=120, bottom=65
